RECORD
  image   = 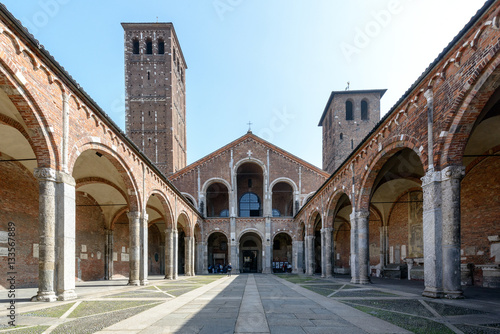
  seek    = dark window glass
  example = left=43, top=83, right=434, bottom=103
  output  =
left=272, top=209, right=281, bottom=217
left=239, top=192, right=261, bottom=217
left=346, top=101, right=353, bottom=120
left=361, top=100, right=369, bottom=120
left=132, top=39, right=139, bottom=54
left=220, top=209, right=229, bottom=217
left=146, top=39, right=153, bottom=54
left=158, top=39, right=165, bottom=54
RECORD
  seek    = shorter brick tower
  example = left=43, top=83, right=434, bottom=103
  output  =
left=122, top=23, right=187, bottom=176
left=319, top=89, right=386, bottom=173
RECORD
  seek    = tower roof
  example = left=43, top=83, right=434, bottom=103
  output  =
left=318, top=89, right=387, bottom=126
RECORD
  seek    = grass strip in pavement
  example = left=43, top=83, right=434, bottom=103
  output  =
left=274, top=274, right=322, bottom=284
left=68, top=300, right=158, bottom=318
left=0, top=325, right=50, bottom=334
left=455, top=324, right=500, bottom=334
left=333, top=289, right=397, bottom=298
left=51, top=303, right=160, bottom=334
left=349, top=304, right=454, bottom=334
left=301, top=285, right=338, bottom=296
left=20, top=302, right=76, bottom=317
left=425, top=301, right=485, bottom=316
left=342, top=299, right=434, bottom=317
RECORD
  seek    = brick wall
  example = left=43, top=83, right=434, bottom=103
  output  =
left=0, top=162, right=38, bottom=288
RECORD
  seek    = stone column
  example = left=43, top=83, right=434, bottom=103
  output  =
left=441, top=166, right=465, bottom=298
left=140, top=213, right=149, bottom=285
left=32, top=168, right=57, bottom=302
left=349, top=211, right=359, bottom=284
left=305, top=235, right=315, bottom=275
left=55, top=172, right=77, bottom=300
left=185, top=236, right=193, bottom=276
left=173, top=230, right=178, bottom=279
left=421, top=169, right=444, bottom=298
left=165, top=228, right=174, bottom=279
left=292, top=240, right=304, bottom=274
left=105, top=230, right=114, bottom=280
left=127, top=211, right=141, bottom=286
left=324, top=227, right=333, bottom=278
left=357, top=210, right=370, bottom=284
left=197, top=241, right=206, bottom=274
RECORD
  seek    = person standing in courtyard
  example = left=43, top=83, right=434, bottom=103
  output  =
left=227, top=263, right=232, bottom=276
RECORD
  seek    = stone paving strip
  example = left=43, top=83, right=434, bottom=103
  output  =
left=275, top=274, right=500, bottom=334
left=0, top=276, right=223, bottom=334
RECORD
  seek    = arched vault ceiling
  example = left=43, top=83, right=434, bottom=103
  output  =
left=77, top=183, right=127, bottom=223
left=0, top=87, right=27, bottom=128
left=371, top=179, right=421, bottom=223
left=73, top=150, right=127, bottom=191
left=464, top=115, right=500, bottom=167
left=146, top=195, right=166, bottom=216
left=335, top=205, right=352, bottom=224
left=0, top=124, right=36, bottom=172
left=146, top=206, right=162, bottom=222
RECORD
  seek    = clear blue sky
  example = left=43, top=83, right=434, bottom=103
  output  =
left=2, top=0, right=487, bottom=168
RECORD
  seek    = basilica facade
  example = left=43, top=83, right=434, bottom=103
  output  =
left=0, top=0, right=499, bottom=302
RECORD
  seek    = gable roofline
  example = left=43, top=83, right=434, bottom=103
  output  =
left=169, top=131, right=330, bottom=180
left=318, top=89, right=387, bottom=126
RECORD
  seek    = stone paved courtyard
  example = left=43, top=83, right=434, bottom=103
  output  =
left=1, top=274, right=500, bottom=333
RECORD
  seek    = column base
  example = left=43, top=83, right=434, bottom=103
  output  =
left=262, top=268, right=271, bottom=274
left=31, top=291, right=57, bottom=302
left=58, top=290, right=77, bottom=301
left=358, top=277, right=371, bottom=284
left=164, top=275, right=173, bottom=280
left=444, top=290, right=464, bottom=299
left=127, top=280, right=141, bottom=286
left=350, top=278, right=359, bottom=284
left=422, top=288, right=444, bottom=298
left=140, top=279, right=149, bottom=286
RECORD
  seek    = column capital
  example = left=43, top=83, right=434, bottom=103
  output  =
left=441, top=165, right=465, bottom=181
left=34, top=167, right=57, bottom=182
left=127, top=211, right=141, bottom=220
left=56, top=171, right=75, bottom=186
left=350, top=210, right=370, bottom=220
left=421, top=169, right=442, bottom=187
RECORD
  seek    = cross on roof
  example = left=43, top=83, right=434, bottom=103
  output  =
left=247, top=121, right=252, bottom=133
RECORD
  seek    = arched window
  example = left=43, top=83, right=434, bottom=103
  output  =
left=146, top=38, right=153, bottom=54
left=272, top=209, right=281, bottom=217
left=361, top=100, right=369, bottom=120
left=158, top=39, right=165, bottom=54
left=132, top=39, right=139, bottom=54
left=239, top=192, right=261, bottom=217
left=346, top=100, right=353, bottom=120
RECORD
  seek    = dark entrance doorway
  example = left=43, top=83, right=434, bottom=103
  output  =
left=239, top=232, right=262, bottom=273
left=242, top=250, right=258, bottom=273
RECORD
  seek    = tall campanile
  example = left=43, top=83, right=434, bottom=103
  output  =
left=122, top=23, right=187, bottom=176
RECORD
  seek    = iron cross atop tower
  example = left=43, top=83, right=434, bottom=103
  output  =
left=122, top=22, right=188, bottom=176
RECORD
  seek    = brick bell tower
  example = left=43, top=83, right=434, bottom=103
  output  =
left=122, top=23, right=187, bottom=176
left=319, top=89, right=386, bottom=174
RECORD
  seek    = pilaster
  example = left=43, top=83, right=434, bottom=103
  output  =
left=55, top=172, right=77, bottom=300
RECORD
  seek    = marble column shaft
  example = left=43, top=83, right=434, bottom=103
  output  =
left=165, top=228, right=174, bottom=279
left=140, top=213, right=149, bottom=285
left=127, top=211, right=141, bottom=286
left=33, top=168, right=57, bottom=302
left=324, top=227, right=333, bottom=278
